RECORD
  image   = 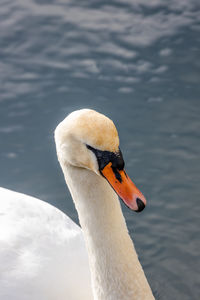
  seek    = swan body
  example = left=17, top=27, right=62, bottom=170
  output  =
left=0, top=109, right=154, bottom=300
left=0, top=187, right=93, bottom=300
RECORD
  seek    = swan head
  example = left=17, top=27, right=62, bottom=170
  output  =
left=55, top=109, right=146, bottom=212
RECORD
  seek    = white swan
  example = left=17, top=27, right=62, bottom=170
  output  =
left=0, top=109, right=154, bottom=300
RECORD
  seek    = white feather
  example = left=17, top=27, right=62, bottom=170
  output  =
left=0, top=187, right=93, bottom=300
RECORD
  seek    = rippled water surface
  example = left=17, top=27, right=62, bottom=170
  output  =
left=1, top=0, right=200, bottom=299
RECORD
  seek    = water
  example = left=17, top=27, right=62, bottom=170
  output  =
left=0, top=0, right=200, bottom=298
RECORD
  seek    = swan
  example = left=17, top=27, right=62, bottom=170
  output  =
left=0, top=109, right=155, bottom=300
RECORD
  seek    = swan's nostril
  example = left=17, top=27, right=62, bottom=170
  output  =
left=136, top=198, right=145, bottom=213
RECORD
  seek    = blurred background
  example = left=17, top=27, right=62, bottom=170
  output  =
left=0, top=0, right=200, bottom=299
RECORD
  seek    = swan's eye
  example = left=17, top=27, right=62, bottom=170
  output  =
left=86, top=144, right=125, bottom=172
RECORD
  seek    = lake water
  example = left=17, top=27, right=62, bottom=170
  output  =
left=0, top=0, right=200, bottom=299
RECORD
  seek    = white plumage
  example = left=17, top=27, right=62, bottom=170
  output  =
left=0, top=187, right=93, bottom=300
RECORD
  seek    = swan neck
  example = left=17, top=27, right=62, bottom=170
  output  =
left=62, top=163, right=154, bottom=300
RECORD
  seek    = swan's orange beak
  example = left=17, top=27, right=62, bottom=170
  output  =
left=101, top=162, right=146, bottom=212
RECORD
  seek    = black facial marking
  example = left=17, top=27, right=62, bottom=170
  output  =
left=111, top=166, right=122, bottom=183
left=86, top=144, right=125, bottom=182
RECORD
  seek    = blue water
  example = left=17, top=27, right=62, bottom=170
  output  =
left=0, top=0, right=200, bottom=299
